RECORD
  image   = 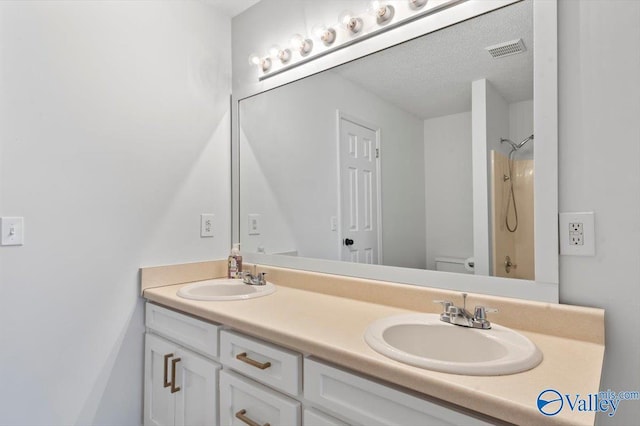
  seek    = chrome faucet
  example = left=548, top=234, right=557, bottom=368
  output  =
left=434, top=293, right=497, bottom=329
left=242, top=266, right=267, bottom=286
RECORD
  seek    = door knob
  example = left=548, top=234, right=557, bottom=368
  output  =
left=343, top=238, right=354, bottom=246
left=504, top=255, right=517, bottom=273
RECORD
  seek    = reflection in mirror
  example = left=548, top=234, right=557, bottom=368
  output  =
left=239, top=1, right=534, bottom=280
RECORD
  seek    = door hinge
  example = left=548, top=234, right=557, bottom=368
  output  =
left=376, top=148, right=379, bottom=159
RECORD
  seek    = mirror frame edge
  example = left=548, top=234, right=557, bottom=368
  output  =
left=231, top=0, right=558, bottom=303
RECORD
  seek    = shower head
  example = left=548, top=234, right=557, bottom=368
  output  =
left=500, top=134, right=534, bottom=151
left=517, top=134, right=534, bottom=149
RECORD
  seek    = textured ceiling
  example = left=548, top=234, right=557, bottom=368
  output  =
left=332, top=0, right=533, bottom=119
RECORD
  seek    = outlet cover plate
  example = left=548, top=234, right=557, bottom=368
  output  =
left=200, top=214, right=214, bottom=238
left=560, top=212, right=595, bottom=256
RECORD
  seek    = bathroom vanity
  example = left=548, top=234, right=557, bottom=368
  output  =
left=141, top=260, right=604, bottom=426
left=145, top=303, right=489, bottom=426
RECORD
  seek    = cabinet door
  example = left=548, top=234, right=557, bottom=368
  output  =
left=174, top=348, right=220, bottom=426
left=219, top=370, right=300, bottom=426
left=145, top=333, right=177, bottom=426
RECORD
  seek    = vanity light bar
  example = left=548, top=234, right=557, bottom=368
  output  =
left=249, top=0, right=466, bottom=81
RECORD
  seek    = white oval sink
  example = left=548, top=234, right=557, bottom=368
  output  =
left=177, top=279, right=276, bottom=301
left=365, top=313, right=542, bottom=375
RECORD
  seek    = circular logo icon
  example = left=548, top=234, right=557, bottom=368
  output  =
left=537, top=389, right=563, bottom=416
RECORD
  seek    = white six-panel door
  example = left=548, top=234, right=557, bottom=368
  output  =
left=339, top=116, right=380, bottom=264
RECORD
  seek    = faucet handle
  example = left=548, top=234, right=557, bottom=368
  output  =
left=473, top=306, right=498, bottom=320
left=433, top=300, right=453, bottom=313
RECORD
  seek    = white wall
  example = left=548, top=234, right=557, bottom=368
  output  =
left=471, top=79, right=510, bottom=275
left=424, top=111, right=473, bottom=270
left=0, top=2, right=231, bottom=425
left=240, top=70, right=426, bottom=268
left=233, top=1, right=640, bottom=424
left=485, top=81, right=511, bottom=275
left=509, top=99, right=534, bottom=159
left=422, top=102, right=530, bottom=271
left=558, top=1, right=640, bottom=425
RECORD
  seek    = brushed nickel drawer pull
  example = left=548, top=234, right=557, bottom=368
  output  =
left=236, top=352, right=271, bottom=370
left=170, top=357, right=181, bottom=393
left=163, top=353, right=173, bottom=388
left=235, top=409, right=270, bottom=426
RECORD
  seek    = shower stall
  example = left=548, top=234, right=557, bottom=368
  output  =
left=491, top=134, right=535, bottom=280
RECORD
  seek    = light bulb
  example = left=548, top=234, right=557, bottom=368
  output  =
left=248, top=54, right=271, bottom=72
left=268, top=45, right=280, bottom=59
left=260, top=57, right=272, bottom=72
left=248, top=53, right=260, bottom=66
left=347, top=17, right=363, bottom=33
left=312, top=24, right=327, bottom=40
left=290, top=34, right=313, bottom=56
left=277, top=48, right=291, bottom=63
left=409, top=0, right=428, bottom=9
left=321, top=27, right=336, bottom=45
left=340, top=11, right=363, bottom=34
left=368, top=1, right=394, bottom=24
left=311, top=24, right=336, bottom=46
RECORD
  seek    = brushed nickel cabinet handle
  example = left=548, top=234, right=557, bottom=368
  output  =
left=170, top=357, right=181, bottom=393
left=163, top=353, right=173, bottom=388
left=235, top=409, right=270, bottom=426
left=236, top=352, right=271, bottom=370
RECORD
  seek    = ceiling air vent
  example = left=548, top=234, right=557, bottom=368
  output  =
left=485, top=38, right=526, bottom=59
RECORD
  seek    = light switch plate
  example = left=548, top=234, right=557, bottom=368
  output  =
left=1, top=217, right=24, bottom=246
left=559, top=212, right=595, bottom=256
left=248, top=214, right=261, bottom=235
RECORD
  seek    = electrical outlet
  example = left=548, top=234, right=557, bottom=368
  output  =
left=569, top=232, right=583, bottom=246
left=200, top=214, right=214, bottom=237
left=569, top=222, right=583, bottom=234
left=560, top=212, right=595, bottom=256
left=569, top=222, right=584, bottom=246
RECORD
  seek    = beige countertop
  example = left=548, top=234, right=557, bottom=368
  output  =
left=142, top=261, right=605, bottom=426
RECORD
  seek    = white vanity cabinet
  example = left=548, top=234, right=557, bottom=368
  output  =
left=144, top=304, right=222, bottom=426
left=144, top=302, right=496, bottom=426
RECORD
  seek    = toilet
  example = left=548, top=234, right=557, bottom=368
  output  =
left=434, top=257, right=473, bottom=274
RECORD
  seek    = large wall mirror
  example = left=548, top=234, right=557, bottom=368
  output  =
left=234, top=0, right=558, bottom=302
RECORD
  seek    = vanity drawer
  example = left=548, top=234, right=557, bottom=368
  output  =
left=219, top=370, right=300, bottom=426
left=145, top=302, right=220, bottom=358
left=303, top=408, right=348, bottom=426
left=304, top=358, right=492, bottom=426
left=220, top=329, right=302, bottom=396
